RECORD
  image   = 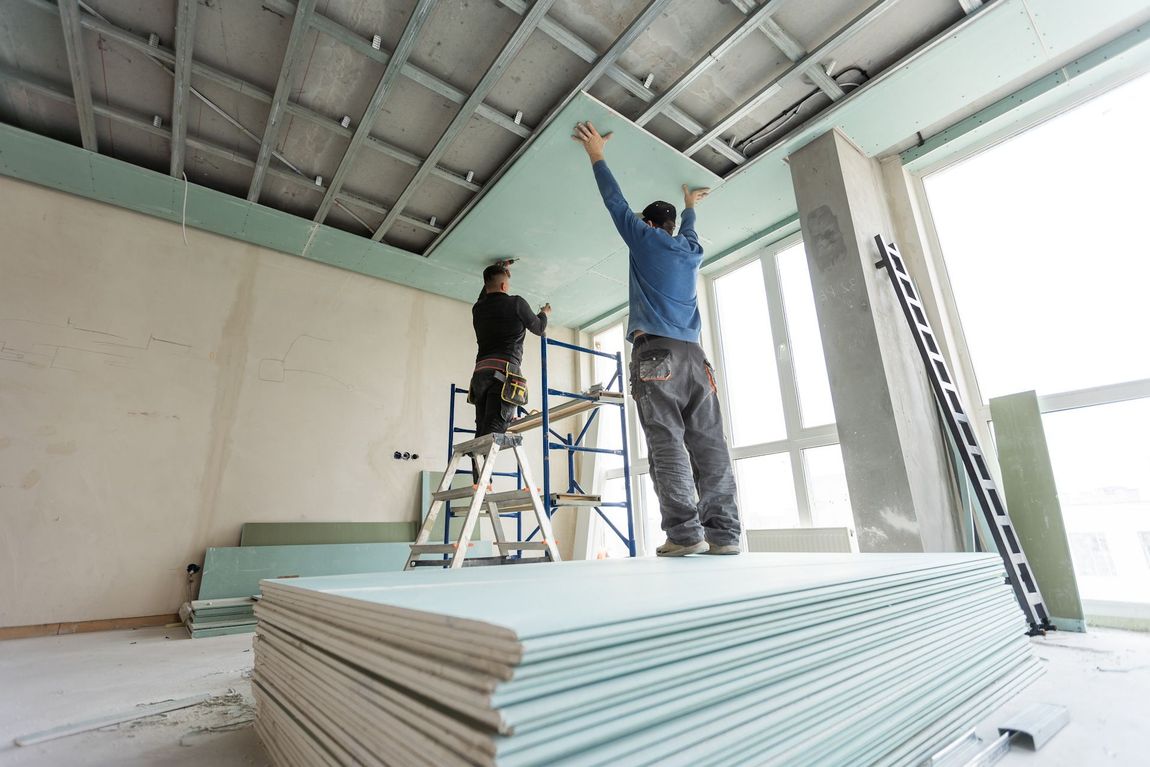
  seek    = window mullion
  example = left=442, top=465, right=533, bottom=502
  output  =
left=705, top=276, right=740, bottom=447
left=759, top=249, right=813, bottom=525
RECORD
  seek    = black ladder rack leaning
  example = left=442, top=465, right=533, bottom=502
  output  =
left=874, top=235, right=1054, bottom=636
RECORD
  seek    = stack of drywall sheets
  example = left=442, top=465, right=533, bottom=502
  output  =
left=252, top=554, right=1041, bottom=766
left=180, top=597, right=258, bottom=639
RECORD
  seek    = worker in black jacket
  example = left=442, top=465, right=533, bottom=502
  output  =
left=471, top=260, right=550, bottom=437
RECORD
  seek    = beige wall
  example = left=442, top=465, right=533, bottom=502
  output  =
left=0, top=177, right=577, bottom=627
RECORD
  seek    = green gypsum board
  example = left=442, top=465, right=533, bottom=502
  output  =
left=239, top=522, right=418, bottom=547
left=990, top=390, right=1086, bottom=631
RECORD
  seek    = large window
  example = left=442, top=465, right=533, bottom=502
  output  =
left=924, top=72, right=1150, bottom=399
left=923, top=71, right=1150, bottom=610
left=711, top=238, right=852, bottom=534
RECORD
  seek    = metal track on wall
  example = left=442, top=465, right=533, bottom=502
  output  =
left=874, top=235, right=1054, bottom=635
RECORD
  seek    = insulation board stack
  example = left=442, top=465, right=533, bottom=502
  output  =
left=180, top=597, right=258, bottom=638
left=252, top=554, right=1041, bottom=766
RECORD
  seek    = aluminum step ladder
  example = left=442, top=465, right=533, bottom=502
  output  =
left=406, top=432, right=561, bottom=569
left=874, top=235, right=1054, bottom=635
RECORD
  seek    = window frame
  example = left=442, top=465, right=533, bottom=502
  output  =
left=706, top=233, right=841, bottom=529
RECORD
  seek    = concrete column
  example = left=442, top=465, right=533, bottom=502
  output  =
left=788, top=129, right=961, bottom=552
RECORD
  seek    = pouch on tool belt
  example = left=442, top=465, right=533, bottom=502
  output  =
left=637, top=348, right=672, bottom=382
left=501, top=363, right=529, bottom=406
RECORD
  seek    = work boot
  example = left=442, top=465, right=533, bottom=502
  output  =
left=704, top=542, right=742, bottom=555
left=656, top=539, right=708, bottom=557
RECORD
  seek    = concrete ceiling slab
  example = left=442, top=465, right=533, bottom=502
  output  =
left=484, top=30, right=586, bottom=127
left=185, top=77, right=269, bottom=151
left=0, top=0, right=68, bottom=79
left=431, top=91, right=720, bottom=326
left=340, top=148, right=416, bottom=206
left=320, top=0, right=416, bottom=55
left=549, top=0, right=649, bottom=53
left=292, top=29, right=381, bottom=130
left=614, top=0, right=744, bottom=105
left=381, top=218, right=435, bottom=252
left=440, top=112, right=523, bottom=180
left=406, top=0, right=520, bottom=93
left=0, top=82, right=81, bottom=143
left=365, top=74, right=457, bottom=157
left=185, top=146, right=252, bottom=198
left=672, top=32, right=793, bottom=130
left=97, top=114, right=168, bottom=172
left=194, top=0, right=293, bottom=93
left=406, top=172, right=470, bottom=224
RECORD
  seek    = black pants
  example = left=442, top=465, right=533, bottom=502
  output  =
left=471, top=369, right=515, bottom=437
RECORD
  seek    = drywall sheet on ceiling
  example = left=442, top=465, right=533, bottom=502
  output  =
left=239, top=522, right=418, bottom=547
left=432, top=92, right=721, bottom=327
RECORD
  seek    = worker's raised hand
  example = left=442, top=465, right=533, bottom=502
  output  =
left=682, top=184, right=711, bottom=209
left=572, top=121, right=612, bottom=161
left=540, top=303, right=552, bottom=315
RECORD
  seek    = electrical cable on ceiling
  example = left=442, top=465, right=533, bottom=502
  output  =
left=737, top=67, right=870, bottom=155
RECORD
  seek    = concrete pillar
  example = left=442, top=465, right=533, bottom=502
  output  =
left=788, top=129, right=962, bottom=552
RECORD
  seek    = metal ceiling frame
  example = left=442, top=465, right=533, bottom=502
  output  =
left=261, top=0, right=531, bottom=140
left=723, top=0, right=845, bottom=100
left=0, top=66, right=446, bottom=235
left=246, top=0, right=317, bottom=202
left=56, top=0, right=97, bottom=151
left=423, top=0, right=680, bottom=256
left=635, top=0, right=786, bottom=126
left=14, top=0, right=926, bottom=260
left=19, top=1, right=478, bottom=189
left=495, top=0, right=745, bottom=165
left=169, top=0, right=197, bottom=178
left=683, top=0, right=900, bottom=156
left=370, top=0, right=561, bottom=241
left=312, top=0, right=436, bottom=224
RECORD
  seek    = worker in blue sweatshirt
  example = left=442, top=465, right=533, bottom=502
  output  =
left=573, top=121, right=741, bottom=557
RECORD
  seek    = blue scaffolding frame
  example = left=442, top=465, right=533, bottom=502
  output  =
left=444, top=335, right=637, bottom=557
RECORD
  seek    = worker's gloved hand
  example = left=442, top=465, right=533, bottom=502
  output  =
left=540, top=303, right=552, bottom=315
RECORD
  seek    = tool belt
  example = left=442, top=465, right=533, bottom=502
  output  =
left=470, top=359, right=529, bottom=407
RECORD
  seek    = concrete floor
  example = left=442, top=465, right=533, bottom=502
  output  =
left=0, top=625, right=1147, bottom=765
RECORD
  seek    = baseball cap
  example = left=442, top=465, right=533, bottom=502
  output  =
left=640, top=201, right=676, bottom=227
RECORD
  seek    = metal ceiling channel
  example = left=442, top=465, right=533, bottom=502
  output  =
left=18, top=0, right=478, bottom=206
left=311, top=0, right=437, bottom=224
left=423, top=0, right=680, bottom=257
left=635, top=0, right=786, bottom=126
left=246, top=0, right=317, bottom=202
left=56, top=0, right=97, bottom=151
left=0, top=67, right=443, bottom=234
left=371, top=0, right=562, bottom=242
left=495, top=0, right=746, bottom=165
left=261, top=0, right=531, bottom=140
left=684, top=0, right=902, bottom=157
left=168, top=0, right=198, bottom=178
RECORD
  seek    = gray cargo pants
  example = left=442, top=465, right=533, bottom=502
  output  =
left=629, top=335, right=741, bottom=547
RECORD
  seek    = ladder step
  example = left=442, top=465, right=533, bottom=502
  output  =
left=433, top=486, right=482, bottom=502
left=492, top=542, right=551, bottom=551
left=452, top=432, right=522, bottom=456
left=409, top=543, right=467, bottom=554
